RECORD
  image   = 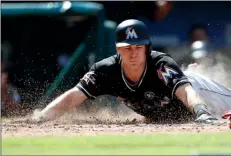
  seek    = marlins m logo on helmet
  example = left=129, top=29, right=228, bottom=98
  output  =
left=126, top=27, right=138, bottom=39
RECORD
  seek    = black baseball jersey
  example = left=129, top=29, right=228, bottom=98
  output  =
left=76, top=51, right=191, bottom=117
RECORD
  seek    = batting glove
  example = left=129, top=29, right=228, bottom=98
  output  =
left=193, top=104, right=218, bottom=124
left=195, top=113, right=218, bottom=124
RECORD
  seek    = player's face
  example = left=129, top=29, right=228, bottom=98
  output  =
left=117, top=45, right=146, bottom=71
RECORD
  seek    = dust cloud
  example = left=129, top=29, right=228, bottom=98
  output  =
left=57, top=95, right=144, bottom=125
left=184, top=53, right=231, bottom=88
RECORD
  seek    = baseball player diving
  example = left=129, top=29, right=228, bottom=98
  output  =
left=32, top=19, right=231, bottom=124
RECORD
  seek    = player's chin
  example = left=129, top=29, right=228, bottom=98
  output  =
left=129, top=64, right=140, bottom=71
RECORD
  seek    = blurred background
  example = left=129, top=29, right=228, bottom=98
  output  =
left=1, top=1, right=231, bottom=116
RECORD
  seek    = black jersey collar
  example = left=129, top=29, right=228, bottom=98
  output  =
left=121, top=62, right=147, bottom=92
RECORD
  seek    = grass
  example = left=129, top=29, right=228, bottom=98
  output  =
left=2, top=133, right=231, bottom=155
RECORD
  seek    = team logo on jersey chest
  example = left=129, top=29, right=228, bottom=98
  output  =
left=144, top=91, right=155, bottom=100
left=157, top=63, right=179, bottom=85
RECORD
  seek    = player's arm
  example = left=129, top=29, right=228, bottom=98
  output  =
left=32, top=64, right=105, bottom=123
left=32, top=87, right=87, bottom=122
left=175, top=83, right=204, bottom=113
left=156, top=55, right=217, bottom=123
left=175, top=83, right=217, bottom=124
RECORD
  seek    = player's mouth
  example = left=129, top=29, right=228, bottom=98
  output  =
left=130, top=59, right=138, bottom=63
left=130, top=61, right=137, bottom=66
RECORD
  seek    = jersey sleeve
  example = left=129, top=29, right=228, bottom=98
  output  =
left=76, top=64, right=105, bottom=100
left=156, top=55, right=191, bottom=99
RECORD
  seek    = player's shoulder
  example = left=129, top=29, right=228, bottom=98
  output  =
left=148, top=50, right=171, bottom=62
left=91, top=54, right=120, bottom=73
left=149, top=50, right=166, bottom=58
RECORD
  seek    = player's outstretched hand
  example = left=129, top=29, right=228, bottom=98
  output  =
left=195, top=113, right=218, bottom=124
left=30, top=109, right=45, bottom=123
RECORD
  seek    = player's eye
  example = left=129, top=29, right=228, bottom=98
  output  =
left=124, top=46, right=131, bottom=49
left=136, top=45, right=144, bottom=48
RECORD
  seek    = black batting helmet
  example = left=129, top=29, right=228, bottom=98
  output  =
left=115, top=19, right=151, bottom=48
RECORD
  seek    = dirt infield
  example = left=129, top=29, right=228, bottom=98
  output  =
left=2, top=106, right=230, bottom=137
left=2, top=120, right=231, bottom=137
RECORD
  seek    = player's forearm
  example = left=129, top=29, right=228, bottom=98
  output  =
left=35, top=87, right=87, bottom=122
left=176, top=84, right=217, bottom=123
left=184, top=85, right=205, bottom=112
left=175, top=83, right=205, bottom=113
left=40, top=92, right=73, bottom=121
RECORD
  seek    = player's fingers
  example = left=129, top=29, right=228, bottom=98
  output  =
left=29, top=109, right=44, bottom=123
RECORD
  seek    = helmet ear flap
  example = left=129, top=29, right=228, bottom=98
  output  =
left=146, top=42, right=152, bottom=56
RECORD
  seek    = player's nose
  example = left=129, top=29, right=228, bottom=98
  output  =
left=130, top=48, right=139, bottom=57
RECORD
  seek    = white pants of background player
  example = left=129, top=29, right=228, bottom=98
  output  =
left=184, top=71, right=231, bottom=119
